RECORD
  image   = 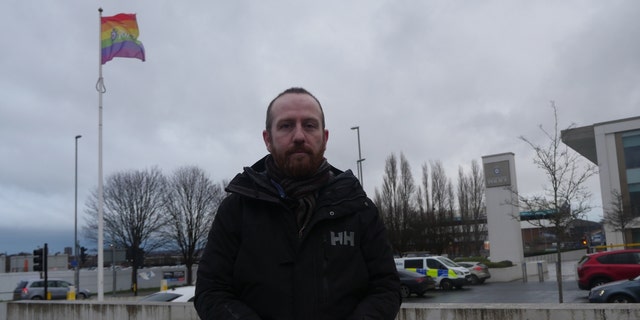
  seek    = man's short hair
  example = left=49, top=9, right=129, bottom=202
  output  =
left=265, top=87, right=325, bottom=132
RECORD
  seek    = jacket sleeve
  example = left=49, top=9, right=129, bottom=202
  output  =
left=348, top=200, right=402, bottom=320
left=194, top=195, right=262, bottom=320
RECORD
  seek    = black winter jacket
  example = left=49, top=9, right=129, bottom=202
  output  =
left=194, top=157, right=401, bottom=320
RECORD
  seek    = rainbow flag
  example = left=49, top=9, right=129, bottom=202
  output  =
left=101, top=13, right=145, bottom=65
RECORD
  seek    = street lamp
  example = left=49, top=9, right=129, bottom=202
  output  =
left=350, top=126, right=365, bottom=186
left=74, top=134, right=82, bottom=294
left=110, top=243, right=116, bottom=297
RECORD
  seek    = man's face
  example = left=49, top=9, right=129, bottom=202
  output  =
left=263, top=93, right=328, bottom=178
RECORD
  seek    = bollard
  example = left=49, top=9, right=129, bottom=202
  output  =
left=161, top=279, right=168, bottom=291
left=537, top=262, right=544, bottom=282
left=67, top=285, right=76, bottom=300
left=522, top=262, right=527, bottom=283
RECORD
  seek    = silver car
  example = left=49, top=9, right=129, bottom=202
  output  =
left=457, top=261, right=491, bottom=284
left=13, top=279, right=91, bottom=300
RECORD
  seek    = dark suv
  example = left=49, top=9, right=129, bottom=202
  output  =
left=13, top=279, right=91, bottom=300
left=576, top=249, right=640, bottom=290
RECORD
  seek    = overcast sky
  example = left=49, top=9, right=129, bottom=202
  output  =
left=2, top=0, right=639, bottom=254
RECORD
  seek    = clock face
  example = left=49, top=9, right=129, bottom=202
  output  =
left=493, top=167, right=501, bottom=175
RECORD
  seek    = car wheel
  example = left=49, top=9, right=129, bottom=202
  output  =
left=31, top=296, right=42, bottom=300
left=440, top=279, right=453, bottom=290
left=417, top=291, right=427, bottom=297
left=590, top=277, right=611, bottom=289
left=78, top=293, right=87, bottom=300
left=608, top=294, right=634, bottom=303
left=478, top=278, right=486, bottom=284
left=469, top=275, right=480, bottom=285
left=400, top=285, right=410, bottom=299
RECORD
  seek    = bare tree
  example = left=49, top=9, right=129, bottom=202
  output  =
left=375, top=153, right=400, bottom=252
left=398, top=153, right=418, bottom=251
left=517, top=102, right=598, bottom=303
left=84, top=167, right=168, bottom=295
left=374, top=153, right=418, bottom=253
left=456, top=160, right=487, bottom=257
left=457, top=166, right=473, bottom=256
left=603, top=189, right=633, bottom=247
left=468, top=160, right=487, bottom=254
left=376, top=156, right=485, bottom=257
left=457, top=161, right=486, bottom=256
left=430, top=160, right=454, bottom=255
left=414, top=163, right=432, bottom=252
left=163, top=166, right=224, bottom=285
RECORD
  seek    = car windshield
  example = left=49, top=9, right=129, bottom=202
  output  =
left=577, top=255, right=590, bottom=266
left=439, top=257, right=461, bottom=267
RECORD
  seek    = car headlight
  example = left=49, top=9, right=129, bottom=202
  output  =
left=597, top=289, right=605, bottom=297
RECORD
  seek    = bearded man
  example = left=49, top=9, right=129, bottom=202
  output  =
left=194, top=87, right=401, bottom=320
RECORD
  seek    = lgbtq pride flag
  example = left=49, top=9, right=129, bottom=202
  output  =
left=100, top=13, right=145, bottom=65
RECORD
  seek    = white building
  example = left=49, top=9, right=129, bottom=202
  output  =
left=562, top=116, right=640, bottom=247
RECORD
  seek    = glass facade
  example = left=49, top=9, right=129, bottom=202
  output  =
left=622, top=130, right=640, bottom=217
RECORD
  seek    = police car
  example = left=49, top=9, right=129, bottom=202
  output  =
left=395, top=256, right=471, bottom=290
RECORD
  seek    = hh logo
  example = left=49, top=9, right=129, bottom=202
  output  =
left=330, top=231, right=355, bottom=246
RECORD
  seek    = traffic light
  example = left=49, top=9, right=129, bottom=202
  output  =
left=80, top=246, right=88, bottom=264
left=33, top=248, right=44, bottom=271
left=581, top=237, right=588, bottom=246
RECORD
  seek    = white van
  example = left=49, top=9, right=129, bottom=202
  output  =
left=395, top=256, right=471, bottom=290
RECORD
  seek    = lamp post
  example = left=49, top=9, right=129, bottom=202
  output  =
left=74, top=134, right=82, bottom=294
left=350, top=126, right=365, bottom=187
left=110, top=244, right=116, bottom=297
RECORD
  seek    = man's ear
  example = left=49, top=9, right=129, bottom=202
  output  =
left=323, top=129, right=329, bottom=151
left=263, top=130, right=272, bottom=152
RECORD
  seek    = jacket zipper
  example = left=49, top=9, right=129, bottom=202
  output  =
left=298, top=193, right=366, bottom=239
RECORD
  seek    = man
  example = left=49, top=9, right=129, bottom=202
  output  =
left=194, top=87, right=401, bottom=320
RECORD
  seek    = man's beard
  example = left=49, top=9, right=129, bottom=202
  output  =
left=273, top=146, right=325, bottom=178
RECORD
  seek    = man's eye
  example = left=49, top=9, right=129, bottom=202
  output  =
left=304, top=122, right=319, bottom=129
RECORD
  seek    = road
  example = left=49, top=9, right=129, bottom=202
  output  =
left=403, top=260, right=588, bottom=303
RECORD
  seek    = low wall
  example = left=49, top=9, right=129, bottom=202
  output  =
left=4, top=301, right=640, bottom=320
left=488, top=261, right=549, bottom=282
left=6, top=301, right=199, bottom=320
left=399, top=303, right=640, bottom=320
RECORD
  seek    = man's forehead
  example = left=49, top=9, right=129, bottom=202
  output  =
left=272, top=94, right=322, bottom=116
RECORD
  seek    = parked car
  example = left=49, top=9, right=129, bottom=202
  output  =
left=589, top=275, right=640, bottom=303
left=576, top=249, right=640, bottom=290
left=13, top=279, right=91, bottom=300
left=139, top=286, right=195, bottom=302
left=457, top=261, right=491, bottom=284
left=395, top=256, right=471, bottom=290
left=397, top=269, right=436, bottom=298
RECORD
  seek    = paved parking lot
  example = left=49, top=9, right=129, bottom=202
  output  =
left=402, top=280, right=587, bottom=303
left=402, top=260, right=589, bottom=304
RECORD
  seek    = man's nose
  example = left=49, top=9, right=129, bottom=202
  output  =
left=292, top=124, right=306, bottom=141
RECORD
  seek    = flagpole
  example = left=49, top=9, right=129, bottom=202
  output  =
left=96, top=7, right=105, bottom=301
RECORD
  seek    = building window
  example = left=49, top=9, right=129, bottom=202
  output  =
left=622, top=130, right=640, bottom=216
